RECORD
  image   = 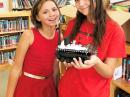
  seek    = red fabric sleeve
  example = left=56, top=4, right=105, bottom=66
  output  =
left=106, top=25, right=126, bottom=58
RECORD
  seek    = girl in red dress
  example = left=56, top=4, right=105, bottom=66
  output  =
left=58, top=0, right=126, bottom=97
left=6, top=0, right=60, bottom=97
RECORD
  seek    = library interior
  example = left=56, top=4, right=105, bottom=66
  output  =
left=0, top=0, right=130, bottom=97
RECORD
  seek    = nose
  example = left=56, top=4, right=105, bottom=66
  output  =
left=78, top=0, right=89, bottom=7
left=49, top=11, right=55, bottom=17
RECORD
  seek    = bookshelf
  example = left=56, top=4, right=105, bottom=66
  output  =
left=0, top=11, right=31, bottom=70
left=126, top=43, right=130, bottom=54
left=8, top=0, right=37, bottom=11
left=8, top=0, right=71, bottom=11
left=112, top=78, right=130, bottom=94
left=111, top=43, right=130, bottom=97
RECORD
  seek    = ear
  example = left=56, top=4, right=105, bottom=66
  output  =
left=36, top=15, right=41, bottom=22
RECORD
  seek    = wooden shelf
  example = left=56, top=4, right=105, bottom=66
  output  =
left=0, top=30, right=30, bottom=35
left=112, top=78, right=130, bottom=94
left=0, top=11, right=31, bottom=18
left=0, top=45, right=17, bottom=51
left=126, top=43, right=130, bottom=55
left=111, top=43, right=130, bottom=97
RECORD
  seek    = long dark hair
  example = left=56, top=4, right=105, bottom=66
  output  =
left=70, top=0, right=107, bottom=46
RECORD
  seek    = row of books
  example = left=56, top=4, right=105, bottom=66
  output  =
left=0, top=50, right=15, bottom=64
left=0, top=18, right=29, bottom=32
left=12, top=0, right=72, bottom=11
left=0, top=34, right=21, bottom=48
left=122, top=55, right=130, bottom=83
left=12, top=0, right=38, bottom=10
left=55, top=0, right=68, bottom=7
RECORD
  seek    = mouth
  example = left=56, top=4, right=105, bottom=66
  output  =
left=48, top=17, right=59, bottom=22
left=80, top=7, right=89, bottom=10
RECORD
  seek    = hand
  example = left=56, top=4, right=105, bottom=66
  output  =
left=63, top=61, right=73, bottom=69
left=71, top=55, right=100, bottom=69
left=56, top=59, right=73, bottom=69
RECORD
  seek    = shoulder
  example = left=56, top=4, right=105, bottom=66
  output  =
left=106, top=18, right=125, bottom=36
left=67, top=18, right=76, bottom=25
left=63, top=18, right=76, bottom=38
left=20, top=29, right=34, bottom=45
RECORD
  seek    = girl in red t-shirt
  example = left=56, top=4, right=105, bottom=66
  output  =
left=58, top=0, right=126, bottom=97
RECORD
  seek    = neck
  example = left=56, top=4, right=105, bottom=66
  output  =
left=39, top=26, right=56, bottom=39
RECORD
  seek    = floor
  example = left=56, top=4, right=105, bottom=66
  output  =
left=0, top=68, right=10, bottom=97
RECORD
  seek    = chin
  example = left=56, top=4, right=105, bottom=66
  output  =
left=46, top=22, right=56, bottom=27
left=83, top=12, right=89, bottom=16
left=48, top=24, right=56, bottom=27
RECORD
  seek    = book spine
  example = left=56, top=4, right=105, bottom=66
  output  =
left=126, top=57, right=130, bottom=83
left=122, top=57, right=127, bottom=79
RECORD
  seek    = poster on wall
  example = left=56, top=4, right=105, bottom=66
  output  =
left=0, top=0, right=9, bottom=12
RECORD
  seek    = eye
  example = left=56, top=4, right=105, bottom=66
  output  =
left=52, top=8, right=58, bottom=12
left=75, top=0, right=79, bottom=2
left=43, top=11, right=48, bottom=14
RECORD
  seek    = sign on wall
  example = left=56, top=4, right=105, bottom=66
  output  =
left=0, top=0, right=9, bottom=12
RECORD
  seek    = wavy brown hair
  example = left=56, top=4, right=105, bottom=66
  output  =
left=70, top=0, right=107, bottom=46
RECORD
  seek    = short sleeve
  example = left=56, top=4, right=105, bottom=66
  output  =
left=107, top=25, right=126, bottom=58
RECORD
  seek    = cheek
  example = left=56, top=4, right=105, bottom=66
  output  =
left=75, top=4, right=78, bottom=9
left=37, top=14, right=47, bottom=22
left=56, top=11, right=60, bottom=16
left=36, top=15, right=41, bottom=22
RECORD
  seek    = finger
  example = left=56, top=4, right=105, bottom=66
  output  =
left=84, top=60, right=95, bottom=68
left=63, top=61, right=67, bottom=64
left=78, top=57, right=83, bottom=65
left=84, top=60, right=88, bottom=65
left=73, top=58, right=80, bottom=67
left=71, top=62, right=81, bottom=69
left=71, top=62, right=75, bottom=65
left=70, top=62, right=76, bottom=67
left=67, top=63, right=72, bottom=67
left=63, top=61, right=68, bottom=67
left=56, top=59, right=60, bottom=62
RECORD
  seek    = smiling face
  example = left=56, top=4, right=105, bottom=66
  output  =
left=75, top=0, right=97, bottom=22
left=75, top=0, right=91, bottom=16
left=36, top=0, right=60, bottom=27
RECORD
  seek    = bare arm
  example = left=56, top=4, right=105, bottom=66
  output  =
left=53, top=59, right=60, bottom=86
left=6, top=30, right=33, bottom=97
left=93, top=57, right=118, bottom=78
left=71, top=55, right=118, bottom=78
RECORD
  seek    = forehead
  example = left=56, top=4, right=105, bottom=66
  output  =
left=75, top=0, right=89, bottom=1
left=41, top=1, right=57, bottom=9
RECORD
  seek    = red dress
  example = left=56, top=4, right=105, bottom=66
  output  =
left=58, top=18, right=126, bottom=97
left=14, top=28, right=58, bottom=97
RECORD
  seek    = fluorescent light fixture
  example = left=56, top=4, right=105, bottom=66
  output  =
left=110, top=0, right=125, bottom=3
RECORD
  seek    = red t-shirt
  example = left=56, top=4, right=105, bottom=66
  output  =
left=58, top=18, right=126, bottom=97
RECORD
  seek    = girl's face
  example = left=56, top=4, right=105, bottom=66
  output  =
left=36, top=1, right=60, bottom=27
left=75, top=0, right=91, bottom=16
